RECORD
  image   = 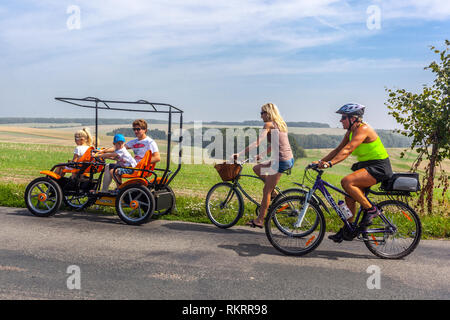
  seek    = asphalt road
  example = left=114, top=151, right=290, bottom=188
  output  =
left=0, top=206, right=449, bottom=300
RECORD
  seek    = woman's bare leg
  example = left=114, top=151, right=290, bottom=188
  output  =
left=251, top=172, right=282, bottom=226
left=341, top=169, right=377, bottom=210
left=253, top=162, right=278, bottom=198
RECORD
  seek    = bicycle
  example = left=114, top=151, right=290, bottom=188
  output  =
left=264, top=163, right=422, bottom=259
left=205, top=159, right=306, bottom=228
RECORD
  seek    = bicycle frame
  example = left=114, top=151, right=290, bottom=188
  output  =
left=297, top=168, right=396, bottom=235
left=230, top=160, right=288, bottom=208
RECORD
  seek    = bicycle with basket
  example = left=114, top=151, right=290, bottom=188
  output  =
left=205, top=159, right=308, bottom=228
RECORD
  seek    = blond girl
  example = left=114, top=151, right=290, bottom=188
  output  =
left=55, top=128, right=94, bottom=177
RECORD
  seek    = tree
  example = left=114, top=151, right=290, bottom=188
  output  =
left=385, top=40, right=449, bottom=215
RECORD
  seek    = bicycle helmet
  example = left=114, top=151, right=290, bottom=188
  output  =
left=336, top=103, right=365, bottom=117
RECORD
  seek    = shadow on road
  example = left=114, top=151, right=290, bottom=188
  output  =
left=218, top=243, right=280, bottom=257
left=7, top=210, right=377, bottom=260
left=218, top=243, right=375, bottom=260
left=164, top=222, right=375, bottom=260
left=7, top=207, right=125, bottom=226
left=162, top=221, right=262, bottom=236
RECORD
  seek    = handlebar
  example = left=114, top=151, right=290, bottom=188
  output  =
left=306, top=161, right=331, bottom=171
left=230, top=158, right=251, bottom=165
left=92, top=155, right=106, bottom=164
left=306, top=163, right=319, bottom=170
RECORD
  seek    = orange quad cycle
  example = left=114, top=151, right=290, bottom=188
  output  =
left=24, top=97, right=184, bottom=225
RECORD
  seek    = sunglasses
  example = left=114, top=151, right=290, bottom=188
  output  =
left=132, top=127, right=142, bottom=131
left=340, top=115, right=348, bottom=121
left=260, top=111, right=267, bottom=115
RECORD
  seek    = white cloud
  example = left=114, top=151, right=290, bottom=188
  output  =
left=0, top=0, right=446, bottom=128
left=1, top=0, right=449, bottom=56
left=380, top=0, right=450, bottom=20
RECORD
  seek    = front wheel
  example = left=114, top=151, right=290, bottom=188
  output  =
left=116, top=184, right=155, bottom=225
left=265, top=195, right=326, bottom=256
left=24, top=177, right=63, bottom=217
left=363, top=200, right=421, bottom=259
left=205, top=182, right=244, bottom=228
left=271, top=187, right=308, bottom=206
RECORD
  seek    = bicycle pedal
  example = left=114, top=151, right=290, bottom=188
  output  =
left=356, top=234, right=368, bottom=241
left=342, top=228, right=358, bottom=241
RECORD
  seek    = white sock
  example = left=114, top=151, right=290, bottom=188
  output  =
left=101, top=164, right=112, bottom=192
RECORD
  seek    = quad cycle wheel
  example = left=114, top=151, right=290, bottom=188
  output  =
left=116, top=184, right=155, bottom=225
left=24, top=177, right=63, bottom=217
left=152, top=185, right=176, bottom=217
left=63, top=193, right=94, bottom=211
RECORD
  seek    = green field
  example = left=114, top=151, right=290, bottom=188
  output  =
left=0, top=141, right=448, bottom=238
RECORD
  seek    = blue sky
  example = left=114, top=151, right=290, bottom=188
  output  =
left=0, top=0, right=449, bottom=129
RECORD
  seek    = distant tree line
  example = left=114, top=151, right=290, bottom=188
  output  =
left=0, top=118, right=330, bottom=128
left=289, top=130, right=412, bottom=149
left=107, top=128, right=167, bottom=140
left=0, top=118, right=167, bottom=125
left=186, top=127, right=307, bottom=160
left=198, top=121, right=329, bottom=128
left=183, top=127, right=412, bottom=160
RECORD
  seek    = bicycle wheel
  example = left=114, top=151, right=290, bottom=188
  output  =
left=271, top=188, right=319, bottom=237
left=205, top=182, right=244, bottom=228
left=63, top=193, right=92, bottom=210
left=271, top=187, right=307, bottom=205
left=265, top=195, right=326, bottom=256
left=116, top=184, right=155, bottom=225
left=24, top=177, right=63, bottom=217
left=363, top=200, right=421, bottom=259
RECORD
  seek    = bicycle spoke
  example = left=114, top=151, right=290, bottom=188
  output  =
left=206, top=183, right=243, bottom=228
left=363, top=200, right=421, bottom=259
left=266, top=196, right=325, bottom=256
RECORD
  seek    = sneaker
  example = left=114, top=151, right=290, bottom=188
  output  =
left=328, top=228, right=344, bottom=243
left=359, top=206, right=380, bottom=227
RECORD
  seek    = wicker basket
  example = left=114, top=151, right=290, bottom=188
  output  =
left=214, top=162, right=241, bottom=181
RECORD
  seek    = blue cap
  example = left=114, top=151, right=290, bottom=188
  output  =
left=113, top=134, right=126, bottom=143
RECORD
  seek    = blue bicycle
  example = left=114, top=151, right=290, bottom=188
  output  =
left=264, top=163, right=422, bottom=259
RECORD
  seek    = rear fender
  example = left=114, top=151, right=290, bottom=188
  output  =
left=119, top=178, right=148, bottom=189
left=40, top=170, right=61, bottom=180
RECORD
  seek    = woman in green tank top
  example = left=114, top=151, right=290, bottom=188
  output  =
left=315, top=103, right=393, bottom=243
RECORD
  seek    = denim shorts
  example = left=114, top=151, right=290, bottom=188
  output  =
left=272, top=158, right=295, bottom=173
left=109, top=164, right=134, bottom=175
left=117, top=168, right=134, bottom=175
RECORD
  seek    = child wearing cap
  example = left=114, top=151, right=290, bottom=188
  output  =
left=95, top=134, right=137, bottom=193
